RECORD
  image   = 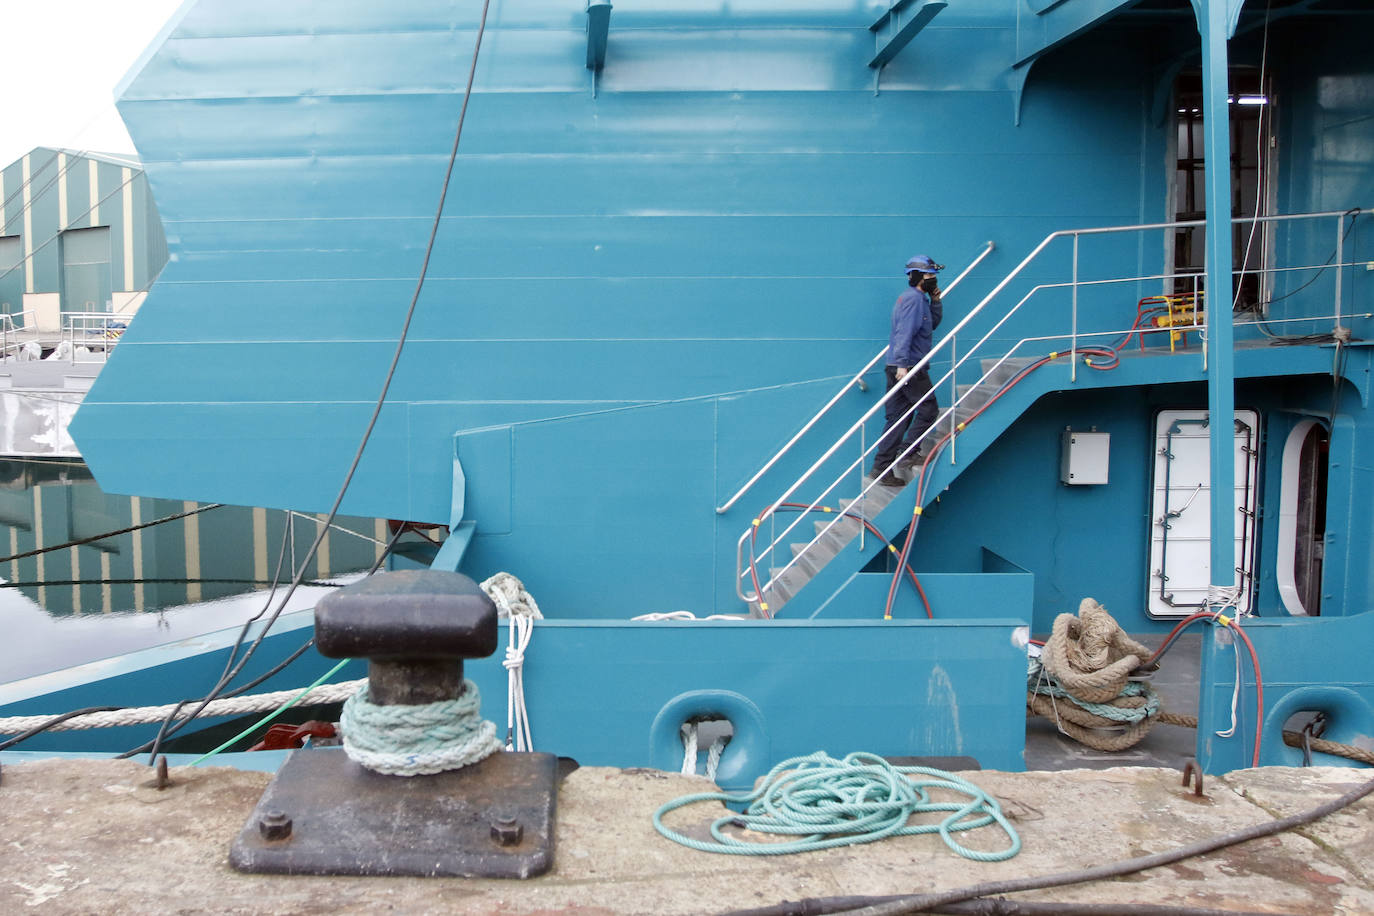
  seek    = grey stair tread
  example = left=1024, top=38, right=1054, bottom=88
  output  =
left=769, top=565, right=813, bottom=594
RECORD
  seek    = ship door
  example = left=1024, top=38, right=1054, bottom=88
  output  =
left=1170, top=68, right=1274, bottom=312
left=1148, top=409, right=1261, bottom=618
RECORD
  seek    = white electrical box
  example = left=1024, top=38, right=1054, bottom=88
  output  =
left=1060, top=429, right=1110, bottom=485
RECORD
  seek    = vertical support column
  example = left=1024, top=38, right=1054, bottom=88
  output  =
left=1197, top=0, right=1236, bottom=599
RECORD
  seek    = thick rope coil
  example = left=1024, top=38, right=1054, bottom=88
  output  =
left=1040, top=598, right=1154, bottom=703
left=482, top=571, right=543, bottom=620
left=339, top=680, right=501, bottom=776
left=1027, top=597, right=1162, bottom=752
left=654, top=751, right=1020, bottom=861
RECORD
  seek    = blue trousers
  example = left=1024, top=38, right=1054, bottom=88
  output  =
left=873, top=366, right=938, bottom=471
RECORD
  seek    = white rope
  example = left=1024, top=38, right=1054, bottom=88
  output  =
left=632, top=611, right=747, bottom=621
left=482, top=571, right=543, bottom=620
left=340, top=680, right=501, bottom=776
left=0, top=679, right=366, bottom=735
left=1207, top=583, right=1243, bottom=610
left=705, top=735, right=727, bottom=782
left=680, top=722, right=699, bottom=775
left=1215, top=633, right=1242, bottom=739
left=504, top=614, right=535, bottom=752
left=481, top=572, right=540, bottom=753
left=680, top=720, right=730, bottom=782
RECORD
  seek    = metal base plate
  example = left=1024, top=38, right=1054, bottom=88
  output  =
left=229, top=748, right=557, bottom=878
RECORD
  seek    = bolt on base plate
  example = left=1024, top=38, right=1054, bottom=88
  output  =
left=229, top=747, right=558, bottom=879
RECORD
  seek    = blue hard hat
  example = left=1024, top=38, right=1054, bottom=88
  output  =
left=905, top=255, right=944, bottom=274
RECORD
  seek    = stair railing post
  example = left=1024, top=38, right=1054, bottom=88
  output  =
left=948, top=333, right=957, bottom=465
left=1071, top=232, right=1079, bottom=383
left=1335, top=212, right=1346, bottom=333
left=858, top=424, right=866, bottom=551
left=1194, top=271, right=1205, bottom=372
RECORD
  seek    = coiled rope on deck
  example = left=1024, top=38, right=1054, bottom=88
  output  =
left=1027, top=598, right=1162, bottom=752
left=654, top=751, right=1020, bottom=860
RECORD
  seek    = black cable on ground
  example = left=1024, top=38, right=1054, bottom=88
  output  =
left=719, top=773, right=1374, bottom=916
left=0, top=503, right=223, bottom=564
left=730, top=899, right=1287, bottom=916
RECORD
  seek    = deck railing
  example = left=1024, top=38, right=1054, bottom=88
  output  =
left=733, top=207, right=1369, bottom=609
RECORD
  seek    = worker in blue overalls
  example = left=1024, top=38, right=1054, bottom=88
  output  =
left=871, top=254, right=943, bottom=488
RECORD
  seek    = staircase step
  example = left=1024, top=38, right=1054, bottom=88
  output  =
left=790, top=542, right=826, bottom=576
left=979, top=356, right=1038, bottom=388
left=770, top=564, right=813, bottom=598
left=955, top=382, right=995, bottom=415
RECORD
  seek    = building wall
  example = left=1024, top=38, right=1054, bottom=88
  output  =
left=0, top=148, right=169, bottom=319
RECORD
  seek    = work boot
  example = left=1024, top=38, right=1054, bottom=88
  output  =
left=876, top=469, right=905, bottom=488
left=897, top=450, right=925, bottom=472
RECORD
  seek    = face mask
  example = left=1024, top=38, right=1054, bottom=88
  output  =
left=920, top=277, right=938, bottom=294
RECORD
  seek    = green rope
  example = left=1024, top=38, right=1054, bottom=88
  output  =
left=1027, top=658, right=1160, bottom=723
left=186, top=659, right=351, bottom=767
left=653, top=751, right=1020, bottom=861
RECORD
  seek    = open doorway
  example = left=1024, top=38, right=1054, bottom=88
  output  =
left=1171, top=68, right=1274, bottom=314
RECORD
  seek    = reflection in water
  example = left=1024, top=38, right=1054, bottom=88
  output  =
left=1, top=458, right=386, bottom=681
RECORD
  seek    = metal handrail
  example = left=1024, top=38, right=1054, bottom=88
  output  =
left=0, top=309, right=38, bottom=360
left=715, top=240, right=995, bottom=514
left=61, top=310, right=128, bottom=363
left=735, top=207, right=1367, bottom=607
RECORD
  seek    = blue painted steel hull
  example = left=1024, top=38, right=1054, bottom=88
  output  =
left=5, top=1, right=1372, bottom=778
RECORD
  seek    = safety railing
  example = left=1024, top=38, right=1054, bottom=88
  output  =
left=0, top=310, right=38, bottom=361
left=734, top=207, right=1368, bottom=608
left=62, top=311, right=128, bottom=363
left=716, top=240, right=996, bottom=515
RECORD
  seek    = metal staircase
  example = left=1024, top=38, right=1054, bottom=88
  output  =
left=725, top=209, right=1364, bottom=619
left=746, top=355, right=1038, bottom=617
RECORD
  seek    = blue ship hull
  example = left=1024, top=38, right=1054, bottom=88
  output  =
left=5, top=1, right=1374, bottom=783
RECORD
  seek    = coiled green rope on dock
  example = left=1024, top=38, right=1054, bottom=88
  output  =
left=653, top=751, right=1020, bottom=860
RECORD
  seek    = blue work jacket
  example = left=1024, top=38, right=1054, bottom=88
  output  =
left=886, top=287, right=935, bottom=368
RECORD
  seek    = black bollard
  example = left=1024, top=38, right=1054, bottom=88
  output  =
left=229, top=570, right=557, bottom=879
left=314, top=570, right=498, bottom=706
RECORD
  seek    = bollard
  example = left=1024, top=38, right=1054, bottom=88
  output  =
left=228, top=570, right=558, bottom=879
left=314, top=570, right=499, bottom=707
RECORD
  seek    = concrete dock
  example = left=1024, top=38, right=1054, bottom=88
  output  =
left=0, top=758, right=1370, bottom=914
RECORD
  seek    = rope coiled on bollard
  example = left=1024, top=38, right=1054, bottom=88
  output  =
left=339, top=680, right=502, bottom=776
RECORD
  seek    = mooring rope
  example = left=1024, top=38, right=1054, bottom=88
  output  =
left=654, top=751, right=1020, bottom=860
left=338, top=680, right=502, bottom=776
left=0, top=679, right=365, bottom=735
left=483, top=571, right=540, bottom=753
left=1026, top=598, right=1163, bottom=752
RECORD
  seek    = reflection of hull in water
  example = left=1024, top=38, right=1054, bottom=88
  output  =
left=0, top=466, right=385, bottom=622
left=5, top=2, right=1374, bottom=782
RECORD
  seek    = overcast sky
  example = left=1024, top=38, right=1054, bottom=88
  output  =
left=2, top=0, right=188, bottom=168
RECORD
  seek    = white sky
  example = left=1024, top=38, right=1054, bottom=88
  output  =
left=2, top=0, right=188, bottom=168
